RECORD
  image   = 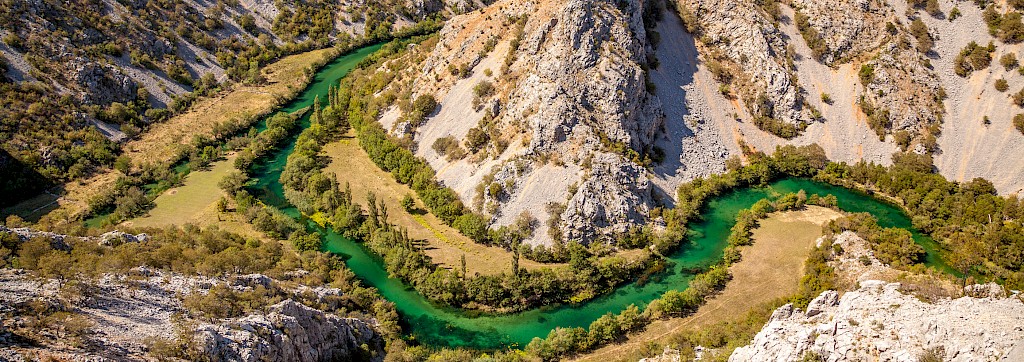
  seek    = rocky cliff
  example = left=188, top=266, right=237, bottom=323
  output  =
left=381, top=0, right=1024, bottom=246
left=390, top=0, right=665, bottom=245
left=725, top=231, right=1024, bottom=361
left=729, top=281, right=1024, bottom=361
left=0, top=266, right=383, bottom=361
left=195, top=300, right=384, bottom=362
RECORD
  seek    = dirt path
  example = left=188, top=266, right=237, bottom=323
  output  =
left=573, top=206, right=843, bottom=362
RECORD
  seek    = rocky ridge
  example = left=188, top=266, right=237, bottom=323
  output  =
left=678, top=0, right=809, bottom=126
left=725, top=231, right=1024, bottom=361
left=195, top=300, right=384, bottom=362
left=403, top=0, right=665, bottom=245
left=0, top=267, right=383, bottom=362
left=729, top=280, right=1024, bottom=361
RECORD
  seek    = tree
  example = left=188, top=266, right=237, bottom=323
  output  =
left=219, top=170, right=249, bottom=194
left=289, top=230, right=322, bottom=252
left=412, top=94, right=437, bottom=116
left=400, top=193, right=415, bottom=212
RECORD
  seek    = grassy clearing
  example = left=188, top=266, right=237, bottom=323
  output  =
left=574, top=206, right=844, bottom=362
left=125, top=154, right=237, bottom=228
left=322, top=133, right=555, bottom=275
left=21, top=48, right=337, bottom=222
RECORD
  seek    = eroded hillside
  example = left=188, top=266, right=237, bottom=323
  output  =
left=380, top=0, right=1024, bottom=246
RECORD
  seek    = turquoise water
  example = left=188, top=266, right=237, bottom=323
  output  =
left=246, top=44, right=954, bottom=350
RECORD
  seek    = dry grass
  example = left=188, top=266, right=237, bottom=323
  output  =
left=25, top=48, right=337, bottom=223
left=321, top=132, right=556, bottom=275
left=573, top=206, right=844, bottom=362
left=124, top=154, right=237, bottom=228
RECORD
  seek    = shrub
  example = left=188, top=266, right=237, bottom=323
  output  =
left=1002, top=53, right=1019, bottom=70
left=859, top=64, right=875, bottom=85
left=954, top=41, right=994, bottom=77
left=820, top=93, right=833, bottom=105
left=1015, top=114, right=1024, bottom=135
left=464, top=127, right=490, bottom=152
left=910, top=19, right=933, bottom=53
left=949, top=7, right=961, bottom=21
left=237, top=14, right=257, bottom=33
left=431, top=136, right=465, bottom=161
left=471, top=81, right=494, bottom=109
left=996, top=78, right=1010, bottom=92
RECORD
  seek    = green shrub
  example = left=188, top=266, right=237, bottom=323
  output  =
left=996, top=78, right=1009, bottom=92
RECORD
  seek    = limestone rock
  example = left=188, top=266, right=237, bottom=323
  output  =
left=561, top=152, right=653, bottom=242
left=195, top=300, right=385, bottom=362
left=730, top=281, right=1024, bottom=362
left=407, top=0, right=664, bottom=244
left=680, top=0, right=807, bottom=125
left=791, top=0, right=891, bottom=65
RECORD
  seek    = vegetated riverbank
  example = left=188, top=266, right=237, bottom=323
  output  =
left=8, top=48, right=339, bottom=225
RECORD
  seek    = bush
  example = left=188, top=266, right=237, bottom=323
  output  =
left=1015, top=114, right=1024, bottom=135
left=859, top=64, right=875, bottom=85
left=400, top=194, right=415, bottom=212
left=1002, top=53, right=1019, bottom=70
left=954, top=41, right=994, bottom=77
left=464, top=127, right=490, bottom=152
left=431, top=136, right=465, bottom=161
left=910, top=19, right=933, bottom=53
left=820, top=93, right=833, bottom=104
left=471, top=81, right=494, bottom=109
left=237, top=14, right=257, bottom=33
left=412, top=94, right=437, bottom=116
left=996, top=78, right=1010, bottom=92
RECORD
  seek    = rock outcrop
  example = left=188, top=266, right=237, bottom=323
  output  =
left=791, top=0, right=891, bottom=65
left=404, top=0, right=665, bottom=245
left=195, top=300, right=385, bottom=362
left=0, top=264, right=383, bottom=361
left=730, top=280, right=1024, bottom=362
left=679, top=0, right=808, bottom=126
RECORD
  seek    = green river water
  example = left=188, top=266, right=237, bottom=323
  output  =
left=246, top=44, right=954, bottom=350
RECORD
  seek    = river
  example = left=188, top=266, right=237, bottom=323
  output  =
left=246, top=44, right=953, bottom=350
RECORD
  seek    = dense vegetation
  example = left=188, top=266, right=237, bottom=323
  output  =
left=824, top=213, right=925, bottom=268
left=816, top=153, right=1024, bottom=286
